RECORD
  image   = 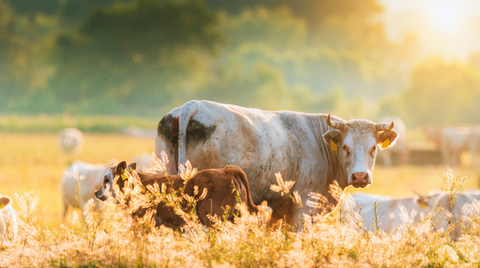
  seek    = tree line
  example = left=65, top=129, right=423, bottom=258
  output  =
left=1, top=0, right=480, bottom=126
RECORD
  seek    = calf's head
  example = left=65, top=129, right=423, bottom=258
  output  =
left=0, top=196, right=11, bottom=209
left=95, top=161, right=137, bottom=201
left=323, top=115, right=398, bottom=188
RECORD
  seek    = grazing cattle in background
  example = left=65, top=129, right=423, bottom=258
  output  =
left=377, top=117, right=409, bottom=167
left=61, top=161, right=115, bottom=222
left=59, top=128, right=85, bottom=155
left=424, top=126, right=480, bottom=167
left=155, top=100, right=399, bottom=226
left=0, top=195, right=18, bottom=244
left=352, top=191, right=480, bottom=234
left=95, top=161, right=269, bottom=229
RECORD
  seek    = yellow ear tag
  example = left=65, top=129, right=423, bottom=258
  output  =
left=330, top=139, right=337, bottom=151
left=0, top=204, right=4, bottom=209
left=121, top=173, right=128, bottom=181
left=382, top=138, right=390, bottom=149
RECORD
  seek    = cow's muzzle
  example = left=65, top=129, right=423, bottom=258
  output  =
left=351, top=172, right=370, bottom=188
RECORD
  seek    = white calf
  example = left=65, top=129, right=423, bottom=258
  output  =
left=60, top=161, right=110, bottom=222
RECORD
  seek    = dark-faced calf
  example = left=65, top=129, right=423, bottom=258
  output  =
left=95, top=161, right=261, bottom=229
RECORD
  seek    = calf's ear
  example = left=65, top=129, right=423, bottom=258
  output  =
left=115, top=161, right=127, bottom=174
left=376, top=130, right=399, bottom=148
left=127, top=162, right=137, bottom=171
left=323, top=130, right=342, bottom=151
left=0, top=196, right=11, bottom=209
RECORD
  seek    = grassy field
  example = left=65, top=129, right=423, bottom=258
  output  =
left=1, top=132, right=480, bottom=266
left=2, top=132, right=478, bottom=228
left=0, top=114, right=157, bottom=133
left=0, top=132, right=152, bottom=228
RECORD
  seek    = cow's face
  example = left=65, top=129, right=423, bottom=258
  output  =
left=323, top=115, right=399, bottom=188
left=95, top=161, right=137, bottom=201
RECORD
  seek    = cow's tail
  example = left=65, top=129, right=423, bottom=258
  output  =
left=177, top=101, right=198, bottom=174
left=229, top=166, right=259, bottom=214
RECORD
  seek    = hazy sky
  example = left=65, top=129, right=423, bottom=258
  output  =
left=379, top=0, right=480, bottom=60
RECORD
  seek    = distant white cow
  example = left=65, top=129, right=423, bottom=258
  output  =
left=0, top=195, right=18, bottom=244
left=59, top=128, right=85, bottom=155
left=351, top=191, right=480, bottom=234
left=377, top=117, right=408, bottom=167
left=61, top=161, right=112, bottom=222
left=423, top=126, right=480, bottom=167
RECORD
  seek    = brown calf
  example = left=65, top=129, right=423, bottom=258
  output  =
left=95, top=161, right=259, bottom=229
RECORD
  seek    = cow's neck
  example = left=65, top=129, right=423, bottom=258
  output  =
left=309, top=114, right=348, bottom=211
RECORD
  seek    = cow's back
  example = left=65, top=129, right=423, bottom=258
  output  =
left=156, top=100, right=327, bottom=205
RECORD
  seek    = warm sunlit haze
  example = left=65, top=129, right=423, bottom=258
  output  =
left=2, top=0, right=480, bottom=266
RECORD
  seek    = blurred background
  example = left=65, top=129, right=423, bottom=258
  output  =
left=3, top=0, right=480, bottom=124
left=3, top=0, right=480, bottom=227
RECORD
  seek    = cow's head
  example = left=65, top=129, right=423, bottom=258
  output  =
left=323, top=115, right=398, bottom=188
left=95, top=161, right=137, bottom=201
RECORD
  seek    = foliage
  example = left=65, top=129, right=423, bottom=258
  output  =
left=381, top=58, right=480, bottom=126
left=0, top=0, right=417, bottom=118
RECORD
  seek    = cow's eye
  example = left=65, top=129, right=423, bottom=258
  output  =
left=342, top=144, right=348, bottom=151
left=104, top=178, right=109, bottom=183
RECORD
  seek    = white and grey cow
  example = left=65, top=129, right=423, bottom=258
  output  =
left=0, top=195, right=18, bottom=244
left=351, top=191, right=480, bottom=234
left=155, top=100, right=399, bottom=226
left=59, top=128, right=85, bottom=155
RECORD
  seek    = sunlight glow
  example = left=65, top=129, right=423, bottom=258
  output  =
left=424, top=1, right=464, bottom=32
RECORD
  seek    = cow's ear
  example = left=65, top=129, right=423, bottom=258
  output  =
left=323, top=130, right=342, bottom=151
left=127, top=162, right=137, bottom=171
left=377, top=130, right=399, bottom=149
left=115, top=161, right=127, bottom=174
left=0, top=196, right=11, bottom=208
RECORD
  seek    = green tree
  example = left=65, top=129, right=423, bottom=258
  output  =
left=403, top=58, right=480, bottom=126
left=49, top=0, right=222, bottom=115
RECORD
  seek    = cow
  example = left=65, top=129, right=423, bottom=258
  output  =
left=0, top=195, right=18, bottom=244
left=94, top=161, right=268, bottom=229
left=58, top=128, right=85, bottom=155
left=155, top=100, right=399, bottom=226
left=60, top=161, right=115, bottom=223
left=351, top=191, right=480, bottom=235
left=377, top=117, right=409, bottom=167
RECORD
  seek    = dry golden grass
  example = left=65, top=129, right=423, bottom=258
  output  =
left=0, top=132, right=152, bottom=228
left=1, top=133, right=480, bottom=267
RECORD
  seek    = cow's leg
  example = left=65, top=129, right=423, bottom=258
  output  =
left=291, top=205, right=317, bottom=232
left=156, top=115, right=179, bottom=175
left=62, top=203, right=68, bottom=224
left=155, top=135, right=178, bottom=175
